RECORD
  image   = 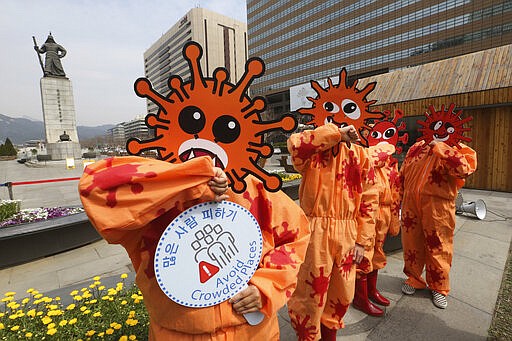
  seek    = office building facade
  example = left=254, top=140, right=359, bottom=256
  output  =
left=143, top=7, right=248, bottom=116
left=123, top=116, right=152, bottom=141
left=247, top=0, right=512, bottom=115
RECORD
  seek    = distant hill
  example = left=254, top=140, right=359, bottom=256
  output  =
left=0, top=114, right=114, bottom=145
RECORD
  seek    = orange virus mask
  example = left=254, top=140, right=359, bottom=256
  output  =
left=417, top=103, right=472, bottom=148
left=298, top=67, right=383, bottom=145
left=367, top=109, right=409, bottom=154
left=126, top=41, right=297, bottom=193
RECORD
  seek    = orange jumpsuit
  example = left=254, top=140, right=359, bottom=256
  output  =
left=286, top=123, right=377, bottom=340
left=79, top=156, right=310, bottom=340
left=400, top=141, right=477, bottom=295
left=367, top=144, right=401, bottom=272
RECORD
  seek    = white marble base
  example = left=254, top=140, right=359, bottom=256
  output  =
left=40, top=77, right=81, bottom=149
left=47, top=141, right=82, bottom=160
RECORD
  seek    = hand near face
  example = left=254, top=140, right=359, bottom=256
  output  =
left=208, top=167, right=229, bottom=202
left=339, top=125, right=360, bottom=143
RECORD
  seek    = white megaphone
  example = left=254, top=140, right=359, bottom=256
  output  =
left=459, top=199, right=487, bottom=220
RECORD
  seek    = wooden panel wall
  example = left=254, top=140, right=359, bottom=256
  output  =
left=464, top=107, right=512, bottom=192
left=371, top=88, right=512, bottom=192
left=359, top=44, right=512, bottom=104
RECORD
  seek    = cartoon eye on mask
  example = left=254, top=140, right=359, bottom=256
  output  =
left=341, top=99, right=361, bottom=120
left=323, top=101, right=339, bottom=113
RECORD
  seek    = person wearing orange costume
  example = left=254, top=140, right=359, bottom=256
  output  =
left=286, top=68, right=382, bottom=341
left=79, top=156, right=310, bottom=340
left=400, top=104, right=477, bottom=309
left=352, top=110, right=408, bottom=316
left=79, top=41, right=311, bottom=340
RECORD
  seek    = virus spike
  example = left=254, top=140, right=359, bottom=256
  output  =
left=134, top=78, right=172, bottom=115
left=359, top=81, right=377, bottom=99
left=126, top=137, right=174, bottom=160
left=146, top=115, right=170, bottom=130
left=339, top=68, right=348, bottom=85
left=243, top=97, right=266, bottom=118
left=327, top=77, right=335, bottom=89
left=230, top=58, right=265, bottom=102
left=247, top=142, right=273, bottom=157
left=310, top=80, right=325, bottom=96
left=169, top=76, right=189, bottom=101
left=245, top=160, right=283, bottom=192
left=392, top=109, right=404, bottom=124
left=382, top=110, right=392, bottom=119
left=417, top=120, right=429, bottom=128
left=183, top=42, right=207, bottom=90
left=457, top=116, right=473, bottom=126
left=213, top=68, right=228, bottom=95
left=254, top=114, right=298, bottom=136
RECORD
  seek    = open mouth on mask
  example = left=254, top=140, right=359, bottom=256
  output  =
left=178, top=138, right=228, bottom=169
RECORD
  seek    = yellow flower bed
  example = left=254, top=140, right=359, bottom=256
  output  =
left=278, top=172, right=302, bottom=182
left=0, top=274, right=148, bottom=340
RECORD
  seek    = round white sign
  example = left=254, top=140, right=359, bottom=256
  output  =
left=154, top=201, right=263, bottom=308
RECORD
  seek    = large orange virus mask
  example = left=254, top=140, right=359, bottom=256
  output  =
left=417, top=103, right=472, bottom=148
left=126, top=41, right=297, bottom=193
left=367, top=109, right=409, bottom=154
left=299, top=68, right=383, bottom=144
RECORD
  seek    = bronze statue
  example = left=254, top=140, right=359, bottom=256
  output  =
left=33, top=33, right=67, bottom=77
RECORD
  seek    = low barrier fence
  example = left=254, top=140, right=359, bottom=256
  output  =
left=0, top=177, right=81, bottom=200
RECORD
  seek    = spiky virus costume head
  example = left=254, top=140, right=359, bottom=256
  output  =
left=417, top=103, right=472, bottom=148
left=367, top=108, right=409, bottom=154
left=298, top=68, right=383, bottom=145
left=126, top=41, right=297, bottom=193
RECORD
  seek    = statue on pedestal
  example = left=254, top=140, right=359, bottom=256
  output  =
left=33, top=33, right=67, bottom=77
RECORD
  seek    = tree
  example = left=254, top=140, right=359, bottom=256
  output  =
left=4, top=138, right=17, bottom=156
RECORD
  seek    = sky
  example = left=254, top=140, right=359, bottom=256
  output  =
left=0, top=0, right=247, bottom=127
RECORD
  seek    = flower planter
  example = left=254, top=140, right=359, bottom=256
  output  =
left=0, top=211, right=101, bottom=269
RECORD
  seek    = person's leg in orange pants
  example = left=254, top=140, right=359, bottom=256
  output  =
left=420, top=196, right=455, bottom=296
left=368, top=204, right=392, bottom=306
left=401, top=193, right=428, bottom=290
left=288, top=221, right=356, bottom=341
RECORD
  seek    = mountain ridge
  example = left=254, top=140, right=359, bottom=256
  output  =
left=0, top=114, right=115, bottom=145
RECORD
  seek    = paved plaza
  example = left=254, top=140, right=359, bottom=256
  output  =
left=1, top=158, right=511, bottom=340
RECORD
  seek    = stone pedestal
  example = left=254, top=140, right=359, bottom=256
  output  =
left=46, top=141, right=82, bottom=160
left=40, top=77, right=81, bottom=160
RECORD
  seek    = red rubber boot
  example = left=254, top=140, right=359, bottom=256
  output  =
left=320, top=323, right=337, bottom=341
left=367, top=269, right=390, bottom=306
left=352, top=274, right=384, bottom=316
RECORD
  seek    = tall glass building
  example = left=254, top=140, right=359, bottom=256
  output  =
left=247, top=0, right=512, bottom=115
left=144, top=7, right=247, bottom=116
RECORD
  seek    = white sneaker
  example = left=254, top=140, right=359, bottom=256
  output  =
left=432, top=291, right=448, bottom=309
left=401, top=282, right=416, bottom=295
